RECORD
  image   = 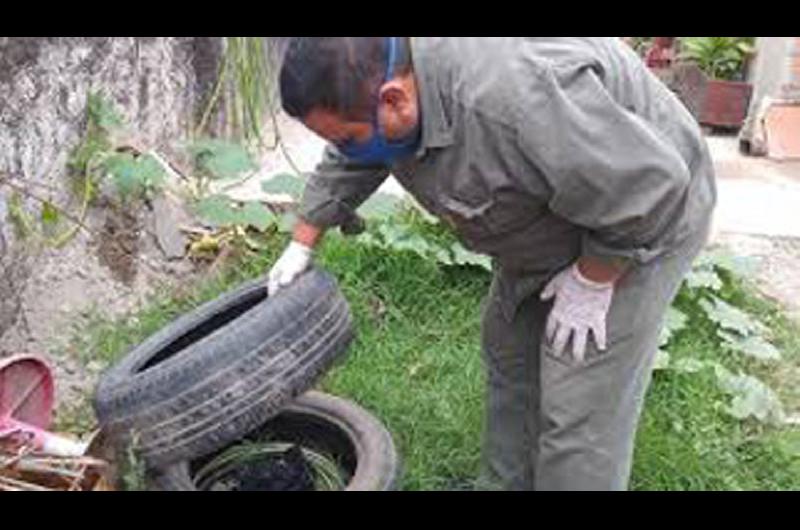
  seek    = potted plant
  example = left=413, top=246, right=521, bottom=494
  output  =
left=679, top=37, right=756, bottom=128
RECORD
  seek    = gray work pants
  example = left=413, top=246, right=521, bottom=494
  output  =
left=478, top=225, right=710, bottom=490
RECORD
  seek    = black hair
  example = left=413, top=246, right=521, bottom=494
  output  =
left=278, top=37, right=413, bottom=121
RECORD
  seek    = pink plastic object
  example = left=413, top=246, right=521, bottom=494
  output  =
left=0, top=354, right=85, bottom=455
left=0, top=354, right=54, bottom=430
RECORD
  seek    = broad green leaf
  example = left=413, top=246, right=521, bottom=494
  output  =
left=713, top=365, right=785, bottom=425
left=393, top=235, right=434, bottom=259
left=695, top=249, right=759, bottom=279
left=358, top=193, right=403, bottom=220
left=354, top=231, right=382, bottom=247
left=719, top=331, right=781, bottom=362
left=190, top=139, right=257, bottom=180
left=700, top=297, right=765, bottom=337
left=685, top=268, right=723, bottom=291
left=377, top=223, right=409, bottom=246
left=104, top=153, right=141, bottom=198
left=449, top=242, right=492, bottom=271
left=678, top=37, right=754, bottom=81
left=659, top=306, right=689, bottom=347
left=194, top=195, right=240, bottom=227
left=375, top=223, right=435, bottom=259
left=260, top=173, right=305, bottom=200
left=136, top=154, right=167, bottom=189
left=431, top=247, right=454, bottom=265
left=653, top=349, right=671, bottom=371
left=239, top=201, right=275, bottom=231
left=104, top=153, right=166, bottom=199
left=672, top=358, right=712, bottom=374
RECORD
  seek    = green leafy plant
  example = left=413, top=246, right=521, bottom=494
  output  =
left=194, top=194, right=275, bottom=232
left=714, top=364, right=786, bottom=425
left=654, top=245, right=791, bottom=426
left=67, top=92, right=167, bottom=207
left=182, top=38, right=305, bottom=259
left=181, top=138, right=281, bottom=259
left=255, top=174, right=490, bottom=270
left=102, top=152, right=166, bottom=202
left=189, top=139, right=258, bottom=182
left=186, top=138, right=259, bottom=203
left=700, top=297, right=781, bottom=362
left=196, top=37, right=280, bottom=146
left=65, top=223, right=800, bottom=490
left=679, top=37, right=756, bottom=81
left=1, top=92, right=128, bottom=249
left=351, top=203, right=790, bottom=429
left=67, top=92, right=123, bottom=198
left=355, top=202, right=491, bottom=272
left=260, top=173, right=306, bottom=200
left=1, top=177, right=95, bottom=250
left=674, top=250, right=782, bottom=365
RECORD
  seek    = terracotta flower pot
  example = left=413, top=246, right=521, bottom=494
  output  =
left=700, top=79, right=753, bottom=128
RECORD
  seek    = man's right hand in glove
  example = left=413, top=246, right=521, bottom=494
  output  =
left=267, top=220, right=324, bottom=297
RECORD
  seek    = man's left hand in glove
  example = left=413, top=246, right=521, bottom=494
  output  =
left=540, top=257, right=627, bottom=363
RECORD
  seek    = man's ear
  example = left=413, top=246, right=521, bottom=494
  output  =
left=379, top=81, right=409, bottom=110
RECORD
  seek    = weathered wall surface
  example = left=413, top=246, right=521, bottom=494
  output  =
left=2, top=38, right=194, bottom=178
left=0, top=37, right=225, bottom=403
left=741, top=37, right=800, bottom=149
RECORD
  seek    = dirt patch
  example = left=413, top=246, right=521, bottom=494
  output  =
left=96, top=206, right=141, bottom=285
left=0, top=202, right=199, bottom=408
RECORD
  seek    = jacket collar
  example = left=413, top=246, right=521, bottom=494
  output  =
left=409, top=37, right=455, bottom=157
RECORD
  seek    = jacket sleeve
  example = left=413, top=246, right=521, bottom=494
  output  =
left=516, top=61, right=693, bottom=264
left=297, top=144, right=390, bottom=228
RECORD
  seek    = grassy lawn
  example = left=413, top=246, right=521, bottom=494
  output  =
left=57, top=232, right=800, bottom=490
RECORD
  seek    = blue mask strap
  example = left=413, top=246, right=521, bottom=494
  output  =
left=384, top=37, right=398, bottom=81
left=370, top=37, right=399, bottom=134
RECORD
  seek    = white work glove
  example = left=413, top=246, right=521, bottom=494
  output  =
left=540, top=263, right=615, bottom=363
left=268, top=241, right=313, bottom=297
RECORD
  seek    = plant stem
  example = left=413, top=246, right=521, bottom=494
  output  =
left=0, top=176, right=95, bottom=238
left=195, top=46, right=230, bottom=137
left=268, top=104, right=303, bottom=177
left=0, top=174, right=161, bottom=274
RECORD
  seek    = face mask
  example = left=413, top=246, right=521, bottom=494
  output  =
left=336, top=37, right=421, bottom=165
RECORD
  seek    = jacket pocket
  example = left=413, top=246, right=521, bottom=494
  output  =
left=440, top=194, right=536, bottom=248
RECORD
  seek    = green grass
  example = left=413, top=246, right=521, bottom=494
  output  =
left=58, top=232, right=800, bottom=490
left=632, top=271, right=800, bottom=490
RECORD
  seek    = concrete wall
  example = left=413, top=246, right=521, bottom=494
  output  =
left=747, top=38, right=796, bottom=102
left=0, top=37, right=224, bottom=341
left=781, top=37, right=800, bottom=100
left=741, top=37, right=799, bottom=147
